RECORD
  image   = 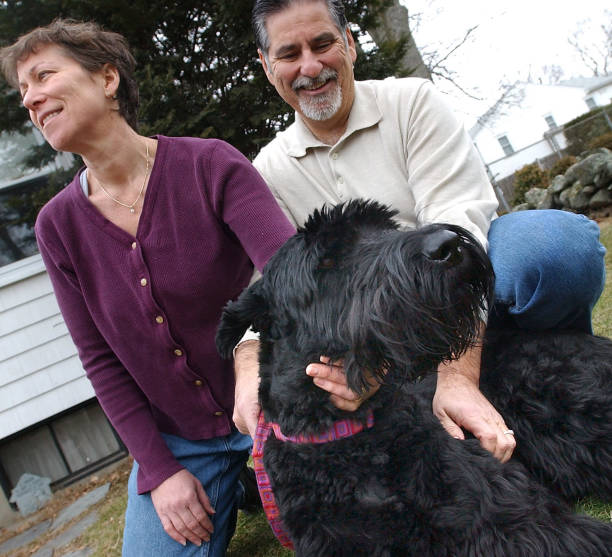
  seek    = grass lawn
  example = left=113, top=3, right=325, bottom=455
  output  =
left=19, top=216, right=612, bottom=557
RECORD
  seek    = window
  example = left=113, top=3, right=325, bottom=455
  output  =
left=585, top=97, right=597, bottom=110
left=544, top=115, right=557, bottom=130
left=497, top=135, right=514, bottom=156
left=0, top=128, right=73, bottom=267
left=0, top=177, right=48, bottom=266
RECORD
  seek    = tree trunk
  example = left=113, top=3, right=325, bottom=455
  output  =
left=368, top=0, right=431, bottom=79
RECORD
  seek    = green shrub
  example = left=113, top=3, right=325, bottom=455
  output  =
left=548, top=155, right=577, bottom=180
left=588, top=132, right=612, bottom=151
left=563, top=103, right=612, bottom=156
left=513, top=163, right=548, bottom=206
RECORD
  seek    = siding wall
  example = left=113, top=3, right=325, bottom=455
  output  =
left=0, top=254, right=95, bottom=439
left=0, top=254, right=126, bottom=527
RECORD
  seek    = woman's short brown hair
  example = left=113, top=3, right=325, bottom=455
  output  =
left=0, top=18, right=139, bottom=129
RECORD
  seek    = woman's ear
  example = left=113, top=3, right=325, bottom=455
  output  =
left=101, top=63, right=120, bottom=99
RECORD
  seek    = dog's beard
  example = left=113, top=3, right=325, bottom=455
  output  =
left=292, top=69, right=342, bottom=121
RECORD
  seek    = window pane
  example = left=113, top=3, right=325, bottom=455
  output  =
left=0, top=178, right=47, bottom=266
left=498, top=135, right=514, bottom=156
left=0, top=129, right=73, bottom=267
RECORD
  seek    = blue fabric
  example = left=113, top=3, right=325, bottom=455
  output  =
left=487, top=210, right=606, bottom=333
left=122, top=430, right=251, bottom=556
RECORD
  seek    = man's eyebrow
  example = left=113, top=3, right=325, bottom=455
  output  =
left=273, top=43, right=297, bottom=58
left=311, top=31, right=337, bottom=44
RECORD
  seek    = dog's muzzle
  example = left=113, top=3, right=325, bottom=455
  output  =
left=422, top=229, right=462, bottom=264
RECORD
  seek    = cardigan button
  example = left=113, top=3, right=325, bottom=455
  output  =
left=131, top=241, right=137, bottom=250
left=194, top=379, right=203, bottom=387
left=140, top=278, right=148, bottom=287
left=174, top=349, right=183, bottom=357
left=155, top=315, right=164, bottom=324
left=214, top=411, right=224, bottom=416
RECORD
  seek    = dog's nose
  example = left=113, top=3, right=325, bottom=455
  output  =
left=422, top=229, right=461, bottom=263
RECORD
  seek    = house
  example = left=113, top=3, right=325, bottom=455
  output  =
left=469, top=75, right=612, bottom=190
left=0, top=127, right=126, bottom=527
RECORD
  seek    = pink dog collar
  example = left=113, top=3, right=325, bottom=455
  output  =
left=251, top=409, right=375, bottom=549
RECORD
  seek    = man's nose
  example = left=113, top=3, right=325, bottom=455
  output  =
left=300, top=50, right=323, bottom=78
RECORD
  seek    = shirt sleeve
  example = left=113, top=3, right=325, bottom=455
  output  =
left=405, top=81, right=498, bottom=249
left=35, top=213, right=183, bottom=493
left=205, top=140, right=296, bottom=270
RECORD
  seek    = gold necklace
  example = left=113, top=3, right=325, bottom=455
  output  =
left=93, top=141, right=150, bottom=214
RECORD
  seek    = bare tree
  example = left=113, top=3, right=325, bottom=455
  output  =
left=420, top=24, right=480, bottom=97
left=568, top=12, right=612, bottom=77
left=472, top=81, right=525, bottom=133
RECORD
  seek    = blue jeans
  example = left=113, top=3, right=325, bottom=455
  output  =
left=122, top=430, right=252, bottom=557
left=487, top=210, right=606, bottom=333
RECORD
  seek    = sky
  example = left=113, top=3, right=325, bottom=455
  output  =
left=400, top=0, right=611, bottom=126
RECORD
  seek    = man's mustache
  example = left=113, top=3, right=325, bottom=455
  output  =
left=292, top=68, right=338, bottom=91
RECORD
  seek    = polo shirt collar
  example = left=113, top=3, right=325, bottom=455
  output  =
left=284, top=81, right=383, bottom=157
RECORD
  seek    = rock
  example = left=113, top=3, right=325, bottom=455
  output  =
left=0, top=519, right=52, bottom=554
left=566, top=182, right=591, bottom=211
left=536, top=189, right=555, bottom=210
left=550, top=174, right=568, bottom=194
left=9, top=474, right=52, bottom=517
left=51, top=483, right=110, bottom=531
left=512, top=203, right=531, bottom=212
left=32, top=512, right=98, bottom=557
left=589, top=188, right=612, bottom=209
left=563, top=150, right=611, bottom=188
left=524, top=187, right=549, bottom=207
left=593, top=160, right=612, bottom=189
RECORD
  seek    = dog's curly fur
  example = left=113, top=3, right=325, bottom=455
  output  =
left=217, top=200, right=612, bottom=557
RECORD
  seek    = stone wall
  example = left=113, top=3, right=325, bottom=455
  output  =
left=513, top=148, right=612, bottom=213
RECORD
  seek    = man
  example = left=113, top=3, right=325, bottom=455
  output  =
left=233, top=0, right=606, bottom=462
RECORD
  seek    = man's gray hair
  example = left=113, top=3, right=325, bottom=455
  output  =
left=252, top=0, right=348, bottom=54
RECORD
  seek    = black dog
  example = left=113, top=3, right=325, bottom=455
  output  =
left=217, top=200, right=612, bottom=556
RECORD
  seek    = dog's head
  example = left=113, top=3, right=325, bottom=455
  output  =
left=217, top=200, right=494, bottom=433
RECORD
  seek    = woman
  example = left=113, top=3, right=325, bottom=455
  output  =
left=0, top=19, right=295, bottom=556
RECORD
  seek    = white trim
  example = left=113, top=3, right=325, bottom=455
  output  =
left=0, top=254, right=46, bottom=288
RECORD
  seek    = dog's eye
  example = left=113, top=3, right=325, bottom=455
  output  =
left=319, top=257, right=335, bottom=269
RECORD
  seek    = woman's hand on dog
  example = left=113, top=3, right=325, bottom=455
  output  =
left=306, top=356, right=381, bottom=411
left=151, top=469, right=216, bottom=547
left=434, top=337, right=516, bottom=463
left=233, top=340, right=261, bottom=437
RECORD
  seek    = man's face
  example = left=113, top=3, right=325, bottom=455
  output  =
left=259, top=0, right=357, bottom=128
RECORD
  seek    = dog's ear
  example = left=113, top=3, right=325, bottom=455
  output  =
left=216, top=280, right=270, bottom=359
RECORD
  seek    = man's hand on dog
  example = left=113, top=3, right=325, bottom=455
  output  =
left=434, top=334, right=516, bottom=462
left=233, top=343, right=380, bottom=435
left=151, top=469, right=215, bottom=547
left=306, top=356, right=380, bottom=411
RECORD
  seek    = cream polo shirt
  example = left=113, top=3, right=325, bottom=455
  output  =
left=253, top=77, right=498, bottom=249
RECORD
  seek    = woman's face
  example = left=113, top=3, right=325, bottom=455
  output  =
left=17, top=43, right=114, bottom=153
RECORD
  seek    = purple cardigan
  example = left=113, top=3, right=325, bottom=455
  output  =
left=35, top=136, right=295, bottom=493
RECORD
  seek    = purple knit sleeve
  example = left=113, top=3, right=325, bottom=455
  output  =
left=205, top=141, right=296, bottom=270
left=35, top=207, right=183, bottom=493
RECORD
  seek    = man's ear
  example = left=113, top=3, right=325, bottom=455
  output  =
left=258, top=49, right=275, bottom=85
left=216, top=280, right=270, bottom=359
left=345, top=26, right=357, bottom=64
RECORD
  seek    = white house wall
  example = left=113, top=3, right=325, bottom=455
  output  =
left=488, top=140, right=557, bottom=183
left=0, top=254, right=94, bottom=440
left=473, top=84, right=590, bottom=166
left=588, top=84, right=612, bottom=107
